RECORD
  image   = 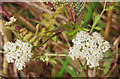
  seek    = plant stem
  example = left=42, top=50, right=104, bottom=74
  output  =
left=86, top=65, right=89, bottom=78
left=67, top=4, right=74, bottom=21
left=104, top=55, right=120, bottom=78
left=63, top=5, right=70, bottom=20
left=104, top=2, right=114, bottom=40
left=90, top=1, right=107, bottom=33
left=47, top=53, right=69, bottom=57
left=39, top=32, right=61, bottom=47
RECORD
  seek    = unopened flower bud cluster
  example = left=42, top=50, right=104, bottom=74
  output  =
left=40, top=53, right=49, bottom=62
left=69, top=31, right=110, bottom=68
left=4, top=39, right=32, bottom=70
left=5, top=16, right=17, bottom=25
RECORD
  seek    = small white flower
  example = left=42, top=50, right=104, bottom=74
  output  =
left=4, top=39, right=32, bottom=70
left=5, top=16, right=17, bottom=25
left=69, top=31, right=111, bottom=68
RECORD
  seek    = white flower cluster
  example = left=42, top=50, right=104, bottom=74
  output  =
left=69, top=31, right=110, bottom=68
left=4, top=39, right=32, bottom=70
left=5, top=16, right=17, bottom=25
left=40, top=53, right=49, bottom=62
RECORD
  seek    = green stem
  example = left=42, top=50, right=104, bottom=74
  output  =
left=90, top=1, right=107, bottom=33
left=90, top=10, right=105, bottom=33
left=39, top=32, right=61, bottom=47
left=63, top=5, right=70, bottom=20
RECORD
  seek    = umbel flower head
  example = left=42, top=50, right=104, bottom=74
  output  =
left=5, top=16, right=17, bottom=25
left=4, top=39, right=32, bottom=70
left=69, top=31, right=110, bottom=68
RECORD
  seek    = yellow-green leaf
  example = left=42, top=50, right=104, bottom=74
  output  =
left=35, top=24, right=40, bottom=35
left=33, top=38, right=41, bottom=46
left=43, top=14, right=52, bottom=20
left=23, top=32, right=32, bottom=41
left=29, top=36, right=37, bottom=44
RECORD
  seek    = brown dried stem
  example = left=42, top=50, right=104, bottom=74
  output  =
left=104, top=2, right=115, bottom=40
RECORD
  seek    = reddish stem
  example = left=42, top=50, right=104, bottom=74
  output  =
left=78, top=1, right=84, bottom=10
left=15, top=26, right=20, bottom=33
left=1, top=7, right=10, bottom=21
left=2, top=7, right=20, bottom=33
left=49, top=60, right=59, bottom=70
left=90, top=0, right=93, bottom=4
left=67, top=4, right=74, bottom=22
left=86, top=65, right=88, bottom=78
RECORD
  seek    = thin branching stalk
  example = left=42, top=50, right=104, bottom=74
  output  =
left=90, top=1, right=107, bottom=33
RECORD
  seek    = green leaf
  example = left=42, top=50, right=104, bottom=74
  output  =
left=42, top=20, right=49, bottom=27
left=38, top=28, right=45, bottom=37
left=93, top=14, right=100, bottom=25
left=58, top=59, right=69, bottom=77
left=80, top=61, right=86, bottom=77
left=77, top=60, right=85, bottom=76
left=66, top=30, right=76, bottom=35
left=82, top=2, right=99, bottom=28
left=94, top=26, right=101, bottom=30
left=58, top=49, right=77, bottom=77
left=49, top=19, right=55, bottom=27
left=23, top=32, right=32, bottom=41
left=29, top=36, right=37, bottom=44
left=103, top=62, right=111, bottom=75
left=106, top=6, right=115, bottom=10
left=100, top=58, right=115, bottom=61
left=35, top=24, right=40, bottom=35
left=63, top=49, right=77, bottom=74
left=58, top=56, right=76, bottom=77
left=70, top=32, right=77, bottom=40
left=33, top=38, right=41, bottom=46
left=43, top=13, right=52, bottom=20
left=54, top=6, right=63, bottom=19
